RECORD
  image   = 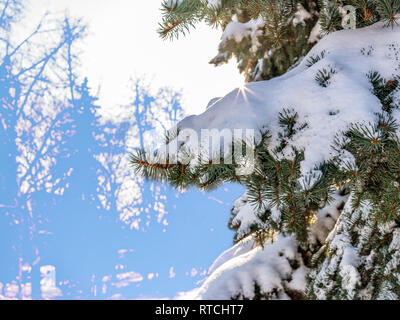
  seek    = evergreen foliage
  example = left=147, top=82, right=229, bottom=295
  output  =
left=131, top=64, right=400, bottom=239
left=307, top=78, right=400, bottom=298
left=132, top=13, right=400, bottom=297
left=128, top=0, right=400, bottom=301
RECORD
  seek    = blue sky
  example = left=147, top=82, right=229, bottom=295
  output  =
left=0, top=0, right=245, bottom=299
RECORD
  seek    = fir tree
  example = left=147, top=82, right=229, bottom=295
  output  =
left=132, top=0, right=400, bottom=300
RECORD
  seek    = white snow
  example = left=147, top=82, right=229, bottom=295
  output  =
left=207, top=235, right=258, bottom=275
left=293, top=4, right=312, bottom=26
left=221, top=17, right=265, bottom=54
left=339, top=245, right=361, bottom=297
left=173, top=21, right=400, bottom=177
left=287, top=265, right=308, bottom=292
left=308, top=19, right=322, bottom=43
left=230, top=193, right=266, bottom=240
left=181, top=235, right=299, bottom=300
left=206, top=0, right=221, bottom=9
left=309, top=190, right=349, bottom=244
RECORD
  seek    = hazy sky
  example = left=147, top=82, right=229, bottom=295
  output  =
left=25, top=0, right=243, bottom=116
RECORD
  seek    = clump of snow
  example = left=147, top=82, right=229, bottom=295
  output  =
left=172, top=21, right=400, bottom=177
left=293, top=3, right=312, bottom=26
left=298, top=170, right=322, bottom=191
left=287, top=265, right=309, bottom=292
left=207, top=235, right=258, bottom=275
left=181, top=235, right=301, bottom=300
left=308, top=19, right=322, bottom=43
left=230, top=192, right=266, bottom=240
left=221, top=16, right=265, bottom=54
left=309, top=189, right=349, bottom=244
left=339, top=245, right=361, bottom=297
